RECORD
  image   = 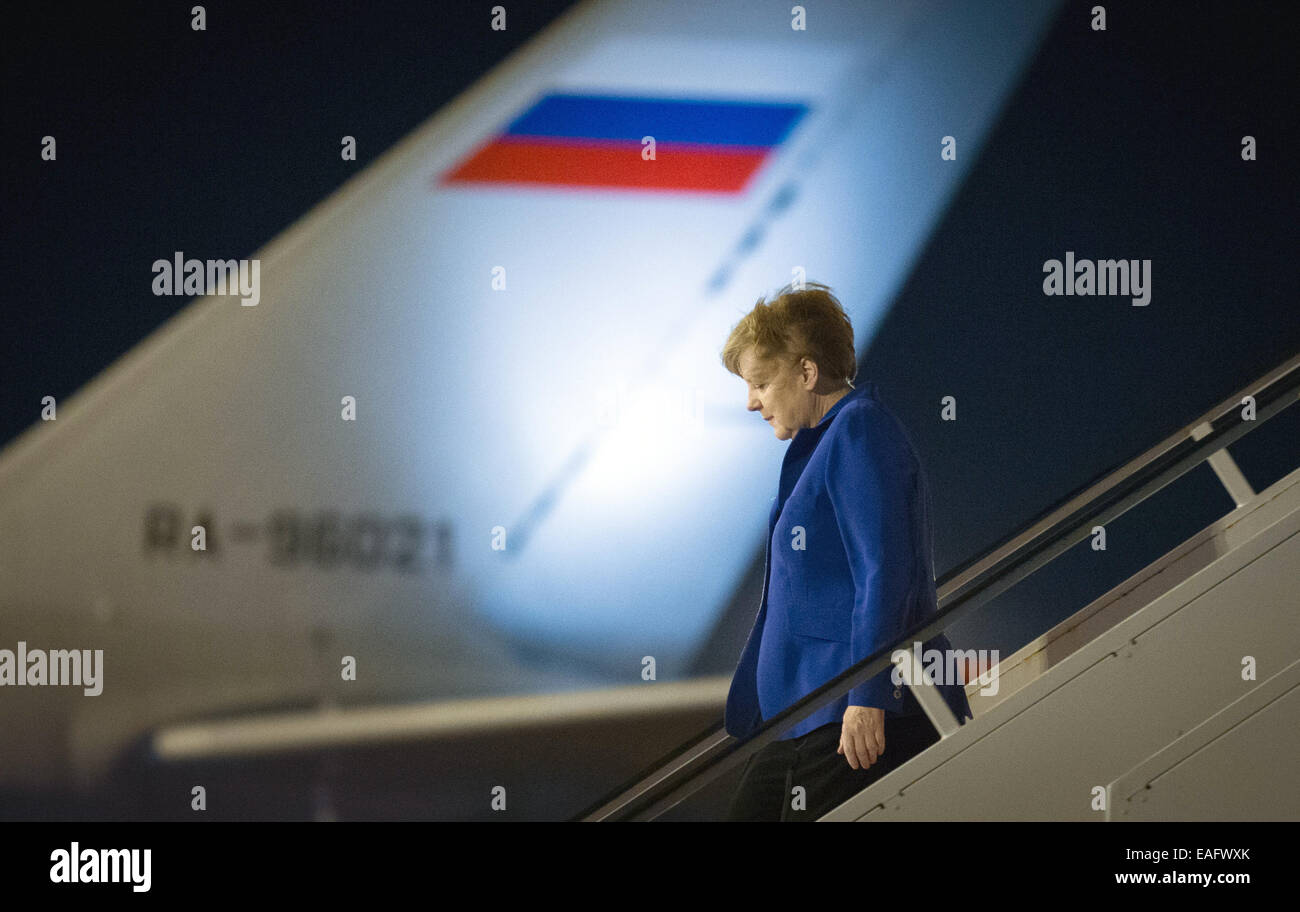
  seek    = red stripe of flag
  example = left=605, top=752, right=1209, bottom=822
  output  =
left=439, top=138, right=770, bottom=193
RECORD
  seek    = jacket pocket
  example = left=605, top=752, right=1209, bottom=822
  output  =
left=789, top=602, right=851, bottom=642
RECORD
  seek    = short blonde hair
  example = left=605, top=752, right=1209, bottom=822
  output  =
left=720, top=281, right=857, bottom=386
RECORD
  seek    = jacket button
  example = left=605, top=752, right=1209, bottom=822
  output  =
left=893, top=688, right=902, bottom=699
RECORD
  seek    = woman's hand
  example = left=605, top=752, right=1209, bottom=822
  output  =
left=837, top=705, right=886, bottom=769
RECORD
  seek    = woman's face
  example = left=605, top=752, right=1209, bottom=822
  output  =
left=738, top=347, right=807, bottom=441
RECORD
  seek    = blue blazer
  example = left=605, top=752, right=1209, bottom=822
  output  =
left=724, top=381, right=973, bottom=740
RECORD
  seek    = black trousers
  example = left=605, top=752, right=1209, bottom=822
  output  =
left=725, top=711, right=940, bottom=821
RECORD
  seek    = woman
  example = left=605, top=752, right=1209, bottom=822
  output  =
left=718, top=281, right=972, bottom=821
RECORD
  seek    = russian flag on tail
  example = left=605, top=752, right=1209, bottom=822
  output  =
left=439, top=92, right=808, bottom=194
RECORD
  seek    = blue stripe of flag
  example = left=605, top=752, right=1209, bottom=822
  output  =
left=504, top=93, right=808, bottom=147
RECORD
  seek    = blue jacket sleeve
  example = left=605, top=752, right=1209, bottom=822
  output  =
left=823, top=404, right=916, bottom=710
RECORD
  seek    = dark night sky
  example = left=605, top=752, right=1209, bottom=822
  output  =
left=3, top=0, right=1298, bottom=668
left=863, top=0, right=1299, bottom=656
